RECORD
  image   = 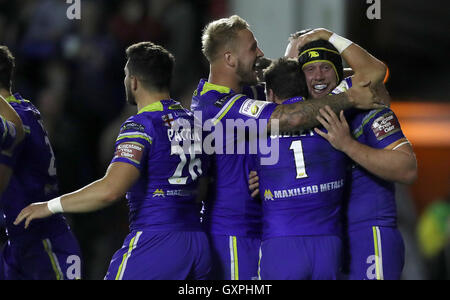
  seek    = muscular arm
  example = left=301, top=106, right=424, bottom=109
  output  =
left=268, top=81, right=384, bottom=133
left=341, top=139, right=417, bottom=184
left=315, top=106, right=417, bottom=184
left=14, top=162, right=140, bottom=228
left=294, top=28, right=390, bottom=105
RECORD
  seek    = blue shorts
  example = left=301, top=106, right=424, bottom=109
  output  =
left=208, top=234, right=260, bottom=280
left=0, top=230, right=82, bottom=280
left=105, top=230, right=211, bottom=280
left=259, top=235, right=342, bottom=280
left=342, top=226, right=405, bottom=280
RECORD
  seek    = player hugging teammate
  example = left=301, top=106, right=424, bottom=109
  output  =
left=9, top=15, right=416, bottom=280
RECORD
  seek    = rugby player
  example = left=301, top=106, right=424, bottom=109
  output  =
left=15, top=42, right=211, bottom=280
left=0, top=45, right=82, bottom=280
left=257, top=57, right=348, bottom=279
left=290, top=29, right=417, bottom=280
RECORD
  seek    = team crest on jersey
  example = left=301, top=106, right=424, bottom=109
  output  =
left=239, top=99, right=270, bottom=118
left=153, top=189, right=165, bottom=197
left=264, top=189, right=274, bottom=201
left=371, top=112, right=401, bottom=140
left=162, top=113, right=175, bottom=128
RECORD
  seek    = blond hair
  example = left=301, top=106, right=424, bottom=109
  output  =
left=201, top=15, right=249, bottom=63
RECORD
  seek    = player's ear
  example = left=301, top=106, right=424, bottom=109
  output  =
left=266, top=88, right=275, bottom=103
left=224, top=51, right=236, bottom=68
left=130, top=76, right=138, bottom=92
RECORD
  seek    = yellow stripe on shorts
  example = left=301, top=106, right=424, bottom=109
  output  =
left=115, top=231, right=142, bottom=280
left=229, top=236, right=239, bottom=280
left=42, top=239, right=64, bottom=280
left=372, top=226, right=384, bottom=280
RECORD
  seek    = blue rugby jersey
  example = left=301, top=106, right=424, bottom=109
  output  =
left=0, top=94, right=70, bottom=239
left=257, top=97, right=348, bottom=239
left=332, top=78, right=407, bottom=230
left=111, top=99, right=206, bottom=232
left=191, top=79, right=277, bottom=237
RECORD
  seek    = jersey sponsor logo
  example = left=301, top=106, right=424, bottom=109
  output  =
left=264, top=189, right=274, bottom=201
left=166, top=189, right=193, bottom=197
left=153, top=189, right=165, bottom=197
left=162, top=113, right=175, bottom=128
left=120, top=122, right=145, bottom=133
left=214, top=94, right=234, bottom=108
left=267, top=179, right=344, bottom=200
left=114, top=142, right=144, bottom=164
left=371, top=112, right=401, bottom=140
left=238, top=99, right=270, bottom=119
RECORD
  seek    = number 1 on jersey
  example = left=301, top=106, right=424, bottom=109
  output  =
left=289, top=140, right=308, bottom=179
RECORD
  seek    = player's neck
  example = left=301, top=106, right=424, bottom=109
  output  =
left=208, top=65, right=242, bottom=93
left=136, top=91, right=171, bottom=112
left=0, top=89, right=12, bottom=100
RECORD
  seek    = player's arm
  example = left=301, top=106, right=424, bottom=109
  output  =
left=296, top=28, right=390, bottom=104
left=268, top=80, right=384, bottom=133
left=296, top=28, right=387, bottom=84
left=14, top=162, right=140, bottom=229
left=0, top=95, right=24, bottom=147
left=315, top=106, right=417, bottom=184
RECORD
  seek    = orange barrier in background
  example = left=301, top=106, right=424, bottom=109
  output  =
left=390, top=101, right=450, bottom=214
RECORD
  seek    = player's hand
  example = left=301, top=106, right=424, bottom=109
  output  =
left=314, top=106, right=354, bottom=153
left=346, top=80, right=385, bottom=110
left=295, top=28, right=333, bottom=52
left=248, top=171, right=260, bottom=198
left=14, top=202, right=52, bottom=229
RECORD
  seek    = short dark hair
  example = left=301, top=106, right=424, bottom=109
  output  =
left=125, top=42, right=175, bottom=92
left=0, top=46, right=15, bottom=90
left=264, top=57, right=307, bottom=99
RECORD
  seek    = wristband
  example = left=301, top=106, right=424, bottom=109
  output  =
left=328, top=33, right=353, bottom=54
left=47, top=197, right=64, bottom=214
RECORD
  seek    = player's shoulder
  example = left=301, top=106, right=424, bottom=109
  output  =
left=191, top=79, right=236, bottom=111
left=331, top=76, right=353, bottom=95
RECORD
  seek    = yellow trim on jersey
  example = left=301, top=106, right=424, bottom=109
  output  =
left=115, top=231, right=142, bottom=280
left=201, top=81, right=231, bottom=96
left=138, top=101, right=164, bottom=114
left=299, top=47, right=340, bottom=58
left=42, top=239, right=64, bottom=280
left=213, top=94, right=244, bottom=125
left=5, top=95, right=31, bottom=104
left=116, top=134, right=152, bottom=144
